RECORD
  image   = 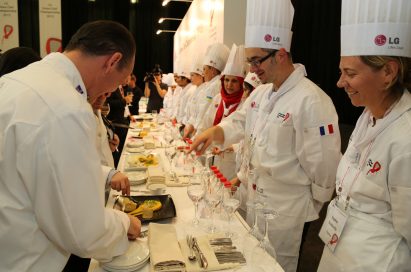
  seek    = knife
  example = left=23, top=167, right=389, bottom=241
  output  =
left=192, top=237, right=208, bottom=268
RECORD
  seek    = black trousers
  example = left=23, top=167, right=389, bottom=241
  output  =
left=62, top=255, right=90, bottom=272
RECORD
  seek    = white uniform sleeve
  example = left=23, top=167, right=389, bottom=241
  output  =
left=389, top=152, right=411, bottom=249
left=219, top=97, right=248, bottom=148
left=196, top=96, right=219, bottom=136
left=19, top=110, right=129, bottom=261
left=295, top=100, right=341, bottom=203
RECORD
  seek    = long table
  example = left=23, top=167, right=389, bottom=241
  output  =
left=88, top=122, right=284, bottom=272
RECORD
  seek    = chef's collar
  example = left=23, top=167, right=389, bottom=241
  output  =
left=42, top=52, right=88, bottom=100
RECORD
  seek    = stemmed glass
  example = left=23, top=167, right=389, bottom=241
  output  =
left=242, top=201, right=264, bottom=265
left=186, top=176, right=205, bottom=226
left=223, top=185, right=242, bottom=238
left=204, top=181, right=223, bottom=233
left=101, top=102, right=110, bottom=117
left=126, top=91, right=134, bottom=106
left=258, top=208, right=278, bottom=258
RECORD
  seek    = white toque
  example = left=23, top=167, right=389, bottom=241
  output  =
left=222, top=44, right=247, bottom=78
left=202, top=43, right=230, bottom=72
left=341, top=0, right=411, bottom=57
left=245, top=0, right=294, bottom=51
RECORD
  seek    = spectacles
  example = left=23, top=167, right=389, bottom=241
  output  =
left=247, top=50, right=277, bottom=68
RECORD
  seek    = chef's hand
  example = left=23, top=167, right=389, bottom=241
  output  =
left=110, top=172, right=130, bottom=196
left=183, top=124, right=194, bottom=138
left=127, top=215, right=141, bottom=240
left=189, top=126, right=225, bottom=155
left=109, top=134, right=120, bottom=152
left=212, top=147, right=222, bottom=155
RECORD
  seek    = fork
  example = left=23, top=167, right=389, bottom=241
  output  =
left=186, top=235, right=196, bottom=261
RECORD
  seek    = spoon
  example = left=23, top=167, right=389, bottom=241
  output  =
left=186, top=235, right=196, bottom=261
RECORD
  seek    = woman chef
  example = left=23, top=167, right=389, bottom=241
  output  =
left=196, top=44, right=246, bottom=180
left=318, top=0, right=411, bottom=270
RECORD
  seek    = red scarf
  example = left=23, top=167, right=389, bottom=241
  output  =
left=213, top=76, right=244, bottom=125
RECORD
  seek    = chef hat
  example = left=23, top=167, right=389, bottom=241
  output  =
left=162, top=73, right=177, bottom=87
left=341, top=0, right=411, bottom=57
left=202, top=43, right=230, bottom=72
left=190, top=55, right=204, bottom=75
left=244, top=72, right=262, bottom=89
left=222, top=44, right=247, bottom=78
left=245, top=0, right=294, bottom=51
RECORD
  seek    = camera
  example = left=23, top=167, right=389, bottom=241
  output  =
left=144, top=72, right=155, bottom=82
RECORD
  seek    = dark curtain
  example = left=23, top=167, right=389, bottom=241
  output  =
left=291, top=0, right=362, bottom=124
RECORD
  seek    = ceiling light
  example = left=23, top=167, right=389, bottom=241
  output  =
left=156, top=30, right=176, bottom=35
left=162, top=0, right=193, bottom=7
left=158, top=17, right=183, bottom=24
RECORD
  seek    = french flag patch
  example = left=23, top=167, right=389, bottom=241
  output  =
left=319, top=124, right=334, bottom=136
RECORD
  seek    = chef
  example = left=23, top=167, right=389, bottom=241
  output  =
left=190, top=0, right=341, bottom=271
left=318, top=0, right=411, bottom=270
left=0, top=21, right=141, bottom=272
left=196, top=44, right=246, bottom=180
left=183, top=43, right=230, bottom=137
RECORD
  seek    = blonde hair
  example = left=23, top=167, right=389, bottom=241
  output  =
left=360, top=56, right=411, bottom=92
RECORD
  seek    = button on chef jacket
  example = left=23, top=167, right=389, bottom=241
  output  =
left=0, top=53, right=130, bottom=272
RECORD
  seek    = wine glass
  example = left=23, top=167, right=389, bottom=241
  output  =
left=242, top=201, right=264, bottom=263
left=223, top=185, right=242, bottom=238
left=204, top=182, right=223, bottom=233
left=187, top=176, right=205, bottom=225
left=126, top=91, right=134, bottom=106
left=101, top=102, right=110, bottom=117
left=258, top=208, right=278, bottom=258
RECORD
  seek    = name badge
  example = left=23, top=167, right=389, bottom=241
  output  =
left=319, top=199, right=348, bottom=252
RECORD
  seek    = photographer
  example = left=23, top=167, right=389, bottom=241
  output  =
left=144, top=64, right=167, bottom=113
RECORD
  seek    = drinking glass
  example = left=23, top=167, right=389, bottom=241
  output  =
left=101, top=102, right=110, bottom=117
left=187, top=176, right=205, bottom=225
left=126, top=91, right=133, bottom=106
left=223, top=185, right=242, bottom=238
left=258, top=208, right=278, bottom=258
left=204, top=182, right=223, bottom=233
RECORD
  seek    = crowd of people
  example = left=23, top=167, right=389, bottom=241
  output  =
left=0, top=0, right=410, bottom=271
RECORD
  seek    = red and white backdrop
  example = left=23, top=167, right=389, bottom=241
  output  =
left=39, top=0, right=62, bottom=57
left=0, top=0, right=19, bottom=52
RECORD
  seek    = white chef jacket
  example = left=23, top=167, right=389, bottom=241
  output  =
left=193, top=75, right=221, bottom=130
left=96, top=110, right=115, bottom=169
left=219, top=64, right=341, bottom=272
left=197, top=93, right=237, bottom=180
left=0, top=53, right=130, bottom=272
left=163, top=86, right=182, bottom=118
left=176, top=83, right=196, bottom=124
left=185, top=82, right=206, bottom=128
left=318, top=90, right=411, bottom=272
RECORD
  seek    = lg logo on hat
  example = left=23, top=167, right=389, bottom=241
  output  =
left=264, top=34, right=280, bottom=43
left=374, top=34, right=400, bottom=46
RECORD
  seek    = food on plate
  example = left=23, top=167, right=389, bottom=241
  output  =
left=128, top=154, right=158, bottom=167
left=123, top=198, right=138, bottom=213
left=128, top=200, right=162, bottom=217
left=139, top=131, right=148, bottom=137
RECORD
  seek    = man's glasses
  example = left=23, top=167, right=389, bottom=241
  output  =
left=247, top=50, right=277, bottom=68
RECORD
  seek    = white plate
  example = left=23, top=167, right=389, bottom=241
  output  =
left=102, top=240, right=149, bottom=271
left=125, top=154, right=158, bottom=171
left=125, top=171, right=147, bottom=185
left=126, top=140, right=144, bottom=148
left=126, top=147, right=145, bottom=153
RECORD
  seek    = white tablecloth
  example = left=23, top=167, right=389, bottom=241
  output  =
left=88, top=125, right=283, bottom=272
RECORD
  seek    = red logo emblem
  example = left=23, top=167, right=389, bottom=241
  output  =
left=367, top=161, right=381, bottom=175
left=264, top=34, right=272, bottom=42
left=374, top=35, right=386, bottom=46
left=251, top=101, right=256, bottom=108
